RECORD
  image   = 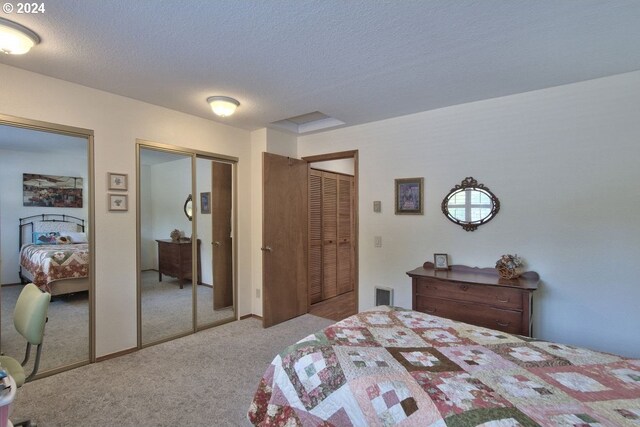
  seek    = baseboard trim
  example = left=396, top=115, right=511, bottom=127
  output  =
left=96, top=346, right=138, bottom=362
left=240, top=314, right=263, bottom=320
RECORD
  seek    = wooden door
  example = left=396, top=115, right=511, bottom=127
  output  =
left=309, top=170, right=354, bottom=305
left=322, top=172, right=338, bottom=299
left=336, top=174, right=354, bottom=295
left=262, top=152, right=308, bottom=327
left=309, top=169, right=323, bottom=304
left=212, top=161, right=233, bottom=310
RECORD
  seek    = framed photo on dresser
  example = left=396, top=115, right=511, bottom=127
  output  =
left=434, top=253, right=449, bottom=270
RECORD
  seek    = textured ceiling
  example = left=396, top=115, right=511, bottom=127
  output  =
left=1, top=0, right=640, bottom=132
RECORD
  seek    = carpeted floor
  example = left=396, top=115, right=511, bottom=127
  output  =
left=1, top=285, right=89, bottom=372
left=141, top=270, right=234, bottom=344
left=12, top=314, right=334, bottom=426
left=1, top=273, right=235, bottom=374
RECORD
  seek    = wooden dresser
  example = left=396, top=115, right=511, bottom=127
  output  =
left=407, top=262, right=539, bottom=336
left=156, top=239, right=201, bottom=289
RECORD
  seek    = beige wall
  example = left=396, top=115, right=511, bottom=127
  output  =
left=0, top=63, right=252, bottom=357
left=298, top=70, right=640, bottom=358
left=4, top=62, right=639, bottom=359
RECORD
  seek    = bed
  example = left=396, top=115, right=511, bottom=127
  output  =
left=18, top=214, right=89, bottom=296
left=248, top=306, right=640, bottom=426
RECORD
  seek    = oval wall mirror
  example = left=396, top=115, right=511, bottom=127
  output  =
left=441, top=177, right=500, bottom=231
left=184, top=194, right=193, bottom=221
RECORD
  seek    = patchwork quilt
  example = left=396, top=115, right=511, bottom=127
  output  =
left=20, top=243, right=89, bottom=293
left=248, top=306, right=640, bottom=426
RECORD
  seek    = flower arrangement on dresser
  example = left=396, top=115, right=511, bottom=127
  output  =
left=496, top=254, right=524, bottom=279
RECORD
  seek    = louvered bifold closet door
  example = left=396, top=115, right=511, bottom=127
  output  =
left=322, top=172, right=338, bottom=300
left=337, top=175, right=354, bottom=295
left=309, top=170, right=323, bottom=304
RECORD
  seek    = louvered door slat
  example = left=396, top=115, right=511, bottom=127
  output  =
left=309, top=170, right=323, bottom=304
left=337, top=242, right=352, bottom=294
left=310, top=243, right=322, bottom=303
left=322, top=172, right=338, bottom=299
left=323, top=244, right=337, bottom=299
left=323, top=173, right=337, bottom=242
left=337, top=175, right=353, bottom=295
left=309, top=171, right=322, bottom=242
left=338, top=176, right=352, bottom=240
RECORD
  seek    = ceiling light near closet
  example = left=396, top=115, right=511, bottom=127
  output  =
left=0, top=18, right=40, bottom=55
left=207, top=96, right=240, bottom=117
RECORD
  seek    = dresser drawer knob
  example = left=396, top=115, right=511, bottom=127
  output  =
left=496, top=297, right=510, bottom=303
left=424, top=307, right=436, bottom=314
left=495, top=320, right=511, bottom=327
left=459, top=284, right=469, bottom=291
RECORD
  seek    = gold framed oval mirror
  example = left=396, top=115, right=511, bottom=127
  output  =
left=184, top=194, right=193, bottom=221
left=441, top=177, right=500, bottom=231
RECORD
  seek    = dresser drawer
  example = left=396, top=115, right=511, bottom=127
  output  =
left=415, top=295, right=523, bottom=335
left=415, top=277, right=524, bottom=310
left=158, top=250, right=180, bottom=266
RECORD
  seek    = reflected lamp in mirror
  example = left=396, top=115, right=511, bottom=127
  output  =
left=184, top=194, right=193, bottom=221
left=441, top=177, right=499, bottom=231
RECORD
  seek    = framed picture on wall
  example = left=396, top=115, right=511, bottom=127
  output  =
left=108, top=172, right=128, bottom=191
left=395, top=177, right=424, bottom=215
left=108, top=194, right=128, bottom=212
left=200, top=192, right=211, bottom=214
left=23, top=173, right=83, bottom=208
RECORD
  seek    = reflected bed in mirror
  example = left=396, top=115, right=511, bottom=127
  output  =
left=0, top=120, right=92, bottom=376
left=441, top=177, right=500, bottom=231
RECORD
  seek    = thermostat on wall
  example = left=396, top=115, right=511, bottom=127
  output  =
left=373, top=201, right=381, bottom=213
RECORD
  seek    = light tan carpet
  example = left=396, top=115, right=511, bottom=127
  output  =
left=141, top=270, right=234, bottom=344
left=1, top=273, right=234, bottom=375
left=12, top=314, right=334, bottom=426
left=1, top=286, right=89, bottom=372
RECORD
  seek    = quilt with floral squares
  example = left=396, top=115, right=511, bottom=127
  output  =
left=248, top=306, right=640, bottom=426
left=20, top=243, right=89, bottom=293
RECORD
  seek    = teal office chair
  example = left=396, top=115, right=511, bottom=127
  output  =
left=0, top=283, right=51, bottom=427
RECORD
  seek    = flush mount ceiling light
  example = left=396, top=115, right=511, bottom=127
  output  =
left=0, top=17, right=40, bottom=55
left=207, top=96, right=240, bottom=117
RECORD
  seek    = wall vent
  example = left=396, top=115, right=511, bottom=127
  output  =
left=375, top=286, right=394, bottom=307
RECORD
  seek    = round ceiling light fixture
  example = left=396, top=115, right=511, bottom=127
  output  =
left=0, top=17, right=40, bottom=55
left=207, top=96, right=240, bottom=117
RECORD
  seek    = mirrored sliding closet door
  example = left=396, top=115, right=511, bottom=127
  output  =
left=195, top=157, right=235, bottom=328
left=0, top=115, right=94, bottom=377
left=138, top=146, right=195, bottom=345
left=138, top=144, right=236, bottom=346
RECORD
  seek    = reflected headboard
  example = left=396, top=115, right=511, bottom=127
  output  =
left=19, top=214, right=85, bottom=248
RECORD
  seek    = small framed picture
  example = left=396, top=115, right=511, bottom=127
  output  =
left=108, top=173, right=128, bottom=191
left=200, top=192, right=211, bottom=214
left=395, top=177, right=424, bottom=215
left=108, top=194, right=128, bottom=212
left=434, top=253, right=449, bottom=270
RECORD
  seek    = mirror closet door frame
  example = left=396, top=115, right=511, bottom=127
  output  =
left=135, top=139, right=238, bottom=349
left=0, top=112, right=96, bottom=374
